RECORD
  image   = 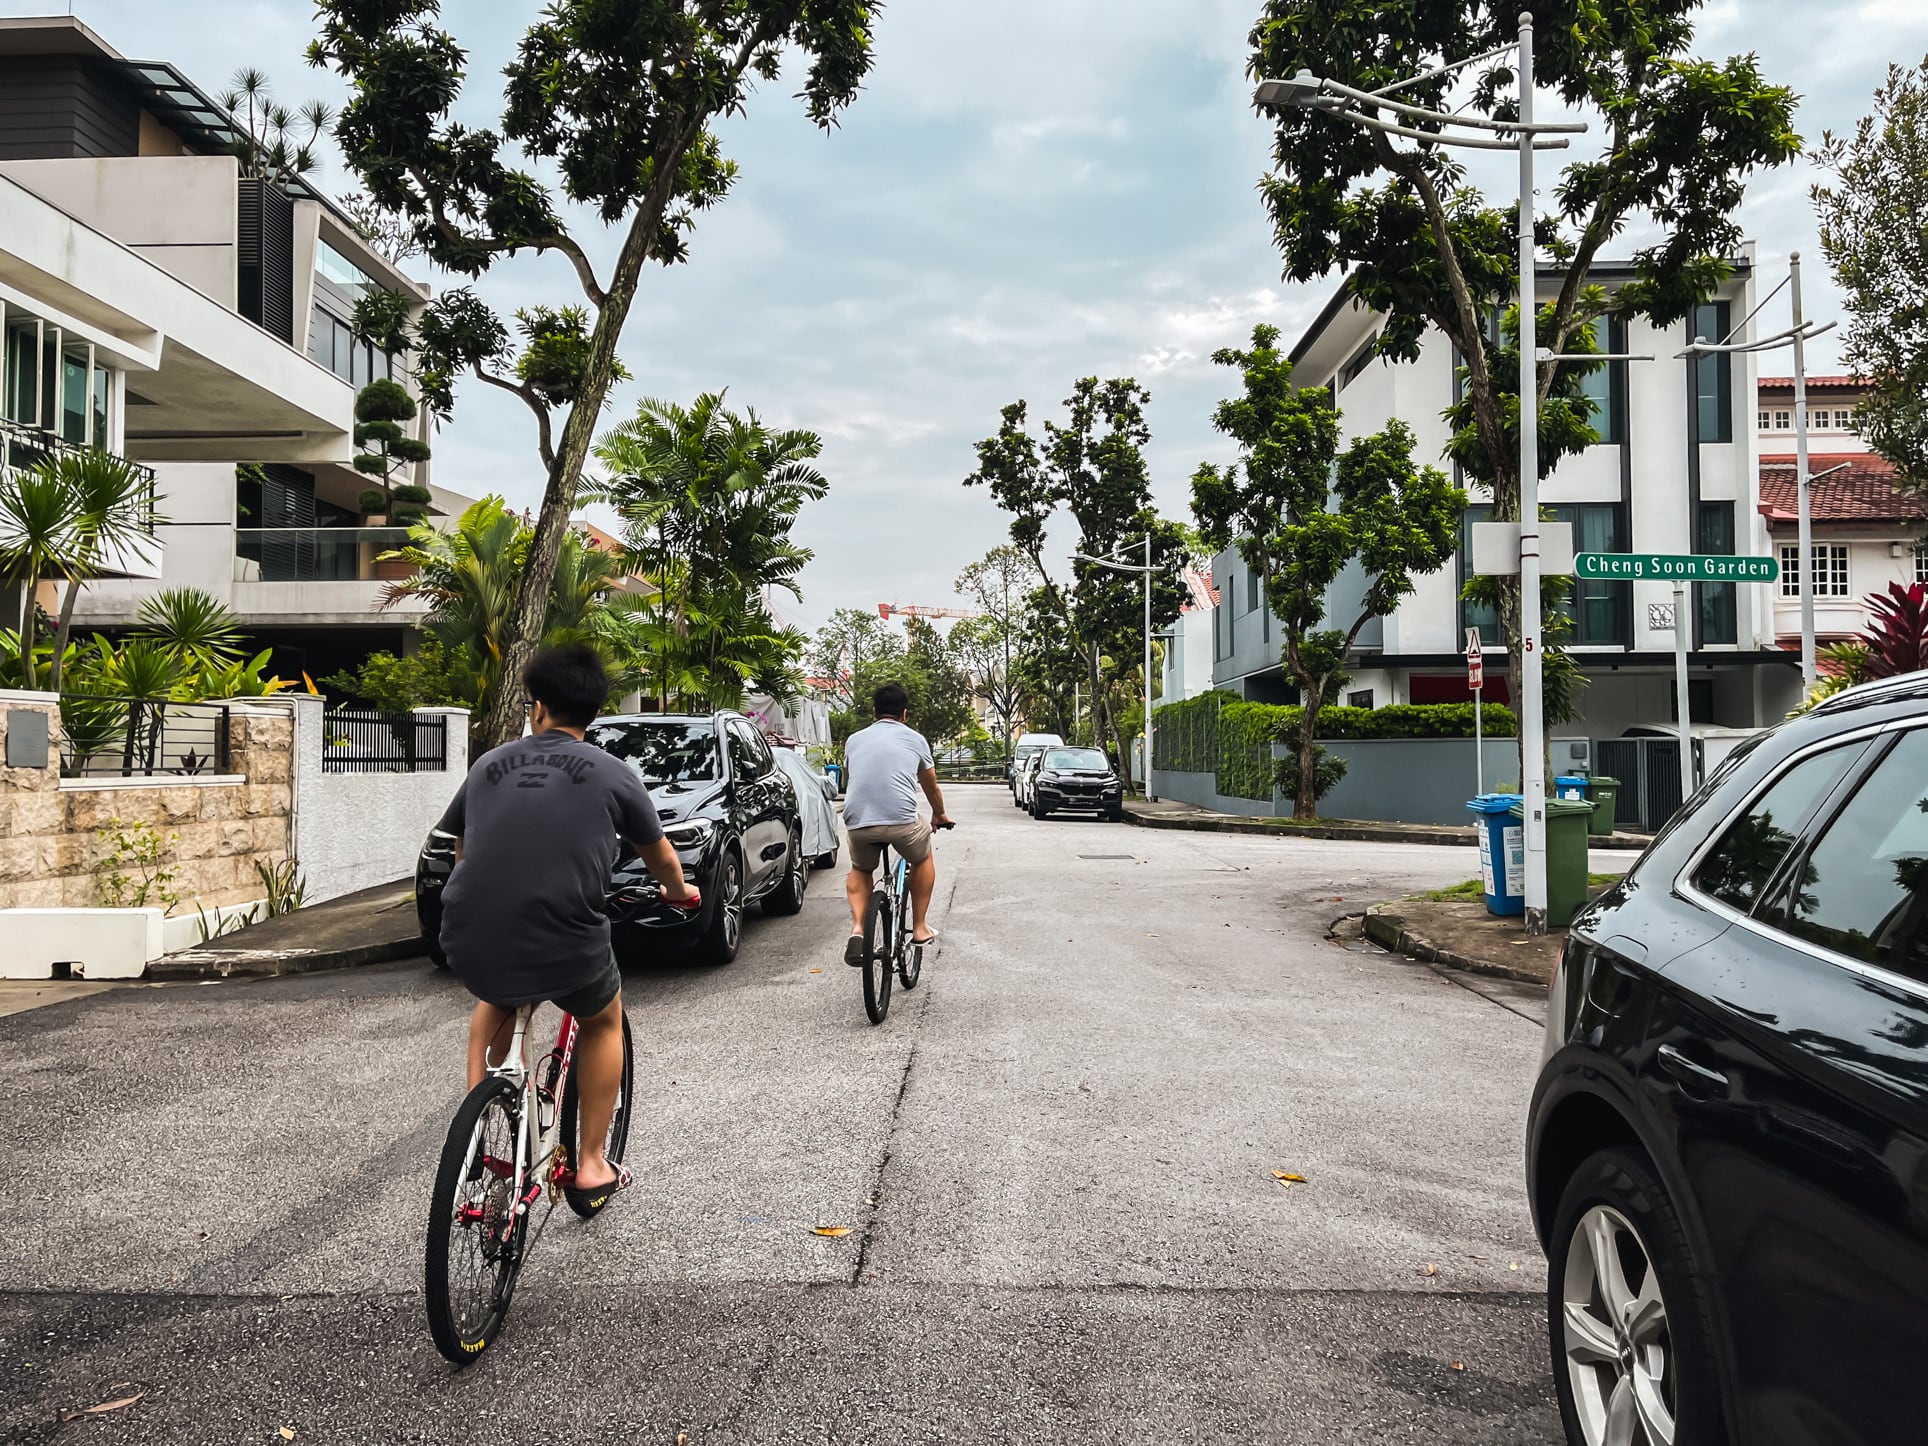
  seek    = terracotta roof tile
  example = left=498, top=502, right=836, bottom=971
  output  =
left=1758, top=454, right=1920, bottom=524
left=1757, top=375, right=1867, bottom=392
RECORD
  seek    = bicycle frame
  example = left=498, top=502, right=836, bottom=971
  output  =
left=461, top=1007, right=581, bottom=1241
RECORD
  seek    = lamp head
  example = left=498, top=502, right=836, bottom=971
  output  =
left=1255, top=71, right=1335, bottom=113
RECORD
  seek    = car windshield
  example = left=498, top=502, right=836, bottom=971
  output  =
left=1045, top=748, right=1107, bottom=771
left=585, top=720, right=717, bottom=784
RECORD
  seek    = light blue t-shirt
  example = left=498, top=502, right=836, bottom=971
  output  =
left=843, top=719, right=934, bottom=829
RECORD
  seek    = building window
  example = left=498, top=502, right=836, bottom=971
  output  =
left=1339, top=332, right=1380, bottom=389
left=1780, top=543, right=1850, bottom=598
left=1574, top=317, right=1624, bottom=444
left=1834, top=409, right=1856, bottom=431
left=1757, top=410, right=1772, bottom=431
left=1772, top=409, right=1791, bottom=430
left=1347, top=689, right=1375, bottom=709
left=1546, top=503, right=1631, bottom=646
left=1916, top=545, right=1928, bottom=585
left=0, top=301, right=116, bottom=446
left=1692, top=302, right=1733, bottom=443
left=1459, top=504, right=1502, bottom=647
left=307, top=301, right=392, bottom=387
left=1696, top=501, right=1737, bottom=645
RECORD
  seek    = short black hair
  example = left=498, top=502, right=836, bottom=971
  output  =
left=872, top=681, right=909, bottom=718
left=524, top=645, right=608, bottom=728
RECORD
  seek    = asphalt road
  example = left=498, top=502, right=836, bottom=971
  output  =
left=0, top=786, right=1582, bottom=1444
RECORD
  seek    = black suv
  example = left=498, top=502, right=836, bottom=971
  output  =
left=416, top=711, right=807, bottom=968
left=1028, top=745, right=1125, bottom=821
left=1528, top=676, right=1928, bottom=1446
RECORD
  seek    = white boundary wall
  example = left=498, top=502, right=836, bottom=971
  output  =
left=290, top=696, right=469, bottom=905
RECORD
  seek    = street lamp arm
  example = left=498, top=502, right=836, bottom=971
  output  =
left=1367, top=40, right=1522, bottom=100
left=1073, top=553, right=1153, bottom=575
left=1675, top=321, right=1835, bottom=358
left=1288, top=74, right=1588, bottom=135
left=1537, top=349, right=1656, bottom=362
left=1809, top=461, right=1852, bottom=481
left=1324, top=106, right=1571, bottom=151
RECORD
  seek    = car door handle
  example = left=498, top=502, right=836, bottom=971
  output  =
left=1657, top=1043, right=1730, bottom=1098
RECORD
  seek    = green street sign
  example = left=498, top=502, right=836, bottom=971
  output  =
left=1573, top=552, right=1780, bottom=583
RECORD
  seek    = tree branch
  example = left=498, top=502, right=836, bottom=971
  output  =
left=533, top=233, right=607, bottom=308
left=472, top=365, right=555, bottom=471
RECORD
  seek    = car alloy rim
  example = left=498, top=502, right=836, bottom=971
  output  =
left=789, top=831, right=804, bottom=892
left=723, top=856, right=743, bottom=947
left=1563, top=1204, right=1676, bottom=1446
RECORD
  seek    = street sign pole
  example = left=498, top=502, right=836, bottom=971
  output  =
left=1467, top=627, right=1485, bottom=798
left=1516, top=12, right=1549, bottom=936
left=1673, top=581, right=1694, bottom=804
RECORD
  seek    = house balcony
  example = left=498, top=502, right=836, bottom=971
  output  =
left=231, top=526, right=428, bottom=626
left=0, top=416, right=162, bottom=580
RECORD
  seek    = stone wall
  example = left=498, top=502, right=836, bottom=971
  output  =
left=0, top=691, right=293, bottom=914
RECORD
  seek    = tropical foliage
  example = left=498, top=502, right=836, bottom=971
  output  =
left=309, top=0, right=879, bottom=747
left=352, top=379, right=432, bottom=519
left=592, top=394, right=823, bottom=711
left=0, top=449, right=158, bottom=691
left=1791, top=581, right=1928, bottom=713
left=219, top=67, right=332, bottom=184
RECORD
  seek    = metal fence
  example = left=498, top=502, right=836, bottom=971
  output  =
left=1594, top=737, right=1690, bottom=833
left=57, top=695, right=230, bottom=778
left=323, top=709, right=449, bottom=773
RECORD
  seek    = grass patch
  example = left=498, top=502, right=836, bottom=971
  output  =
left=1423, top=870, right=1623, bottom=903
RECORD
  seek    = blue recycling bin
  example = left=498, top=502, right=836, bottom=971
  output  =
left=1466, top=793, right=1526, bottom=917
left=1555, top=774, right=1591, bottom=804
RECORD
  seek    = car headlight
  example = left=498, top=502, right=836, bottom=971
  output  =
left=663, top=818, right=716, bottom=849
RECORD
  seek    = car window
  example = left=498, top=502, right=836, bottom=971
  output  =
left=1758, top=729, right=1928, bottom=978
left=585, top=721, right=717, bottom=783
left=1691, top=740, right=1867, bottom=913
left=728, top=721, right=773, bottom=782
left=1045, top=748, right=1107, bottom=770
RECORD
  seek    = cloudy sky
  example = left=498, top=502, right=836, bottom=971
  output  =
left=19, top=1, right=1928, bottom=637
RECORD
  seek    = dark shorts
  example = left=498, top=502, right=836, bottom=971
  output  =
left=464, top=950, right=622, bottom=1019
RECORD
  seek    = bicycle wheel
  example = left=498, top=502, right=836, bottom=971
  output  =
left=862, top=887, right=894, bottom=1024
left=425, top=1076, right=528, bottom=1365
left=557, top=1009, right=635, bottom=1209
left=895, top=870, right=922, bottom=990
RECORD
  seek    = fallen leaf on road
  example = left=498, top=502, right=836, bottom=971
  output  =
left=1450, top=1361, right=1465, bottom=1372
left=1467, top=1253, right=1488, bottom=1261
left=57, top=1393, right=144, bottom=1422
left=280, top=1429, right=297, bottom=1441
left=809, top=968, right=822, bottom=974
left=811, top=1226, right=853, bottom=1237
left=1509, top=1261, right=1521, bottom=1271
left=1271, top=1171, right=1307, bottom=1184
left=1421, top=1263, right=1439, bottom=1277
left=678, top=1435, right=689, bottom=1445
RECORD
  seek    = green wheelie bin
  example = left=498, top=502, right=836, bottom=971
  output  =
left=1512, top=796, right=1596, bottom=928
left=1585, top=776, right=1621, bottom=837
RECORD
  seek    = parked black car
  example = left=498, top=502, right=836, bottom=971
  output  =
left=1528, top=674, right=1928, bottom=1446
left=416, top=711, right=807, bottom=968
left=1027, top=745, right=1124, bottom=821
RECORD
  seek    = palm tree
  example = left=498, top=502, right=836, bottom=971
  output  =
left=46, top=450, right=161, bottom=690
left=592, top=393, right=828, bottom=708
left=220, top=68, right=333, bottom=184
left=0, top=461, right=83, bottom=689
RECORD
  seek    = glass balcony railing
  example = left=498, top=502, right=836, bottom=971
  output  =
left=234, top=527, right=415, bottom=584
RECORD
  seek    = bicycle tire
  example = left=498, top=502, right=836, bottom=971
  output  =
left=894, top=867, right=921, bottom=989
left=425, top=1075, right=528, bottom=1365
left=862, top=887, right=894, bottom=1024
left=557, top=1009, right=635, bottom=1200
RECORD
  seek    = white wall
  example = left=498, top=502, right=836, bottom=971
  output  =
left=290, top=696, right=469, bottom=904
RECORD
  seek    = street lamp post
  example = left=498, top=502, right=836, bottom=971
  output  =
left=1257, top=12, right=1585, bottom=934
left=1074, top=532, right=1159, bottom=801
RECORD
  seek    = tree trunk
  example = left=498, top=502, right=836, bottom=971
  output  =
left=49, top=576, right=83, bottom=692
left=1294, top=682, right=1323, bottom=820
left=477, top=210, right=659, bottom=749
left=17, top=574, right=39, bottom=691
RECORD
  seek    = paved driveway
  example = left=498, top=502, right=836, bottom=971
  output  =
left=0, top=785, right=1563, bottom=1443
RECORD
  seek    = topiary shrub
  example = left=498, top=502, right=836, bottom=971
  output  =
left=357, top=488, right=388, bottom=515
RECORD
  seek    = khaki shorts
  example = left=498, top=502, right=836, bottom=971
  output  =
left=847, top=819, right=932, bottom=873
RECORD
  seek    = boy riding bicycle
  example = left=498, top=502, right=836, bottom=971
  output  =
left=434, top=645, right=696, bottom=1215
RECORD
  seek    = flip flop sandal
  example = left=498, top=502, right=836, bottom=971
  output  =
left=844, top=935, right=867, bottom=968
left=911, top=930, right=939, bottom=948
left=563, top=1162, right=633, bottom=1220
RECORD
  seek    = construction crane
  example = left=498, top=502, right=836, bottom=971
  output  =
left=877, top=602, right=982, bottom=620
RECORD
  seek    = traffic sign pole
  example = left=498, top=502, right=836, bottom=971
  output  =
left=1674, top=580, right=1694, bottom=805
left=1467, top=627, right=1484, bottom=798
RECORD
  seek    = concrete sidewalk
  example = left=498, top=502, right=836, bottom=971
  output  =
left=152, top=879, right=424, bottom=980
left=1126, top=795, right=1648, bottom=851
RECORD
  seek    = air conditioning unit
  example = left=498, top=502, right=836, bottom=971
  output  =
left=1553, top=737, right=1592, bottom=773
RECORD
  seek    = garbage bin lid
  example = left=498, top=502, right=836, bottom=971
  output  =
left=1466, top=792, right=1525, bottom=814
left=1589, top=775, right=1621, bottom=787
left=1555, top=774, right=1590, bottom=785
left=1512, top=798, right=1595, bottom=818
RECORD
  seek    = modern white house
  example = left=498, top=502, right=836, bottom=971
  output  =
left=1190, top=251, right=1805, bottom=826
left=1755, top=374, right=1923, bottom=650
left=0, top=14, right=450, bottom=682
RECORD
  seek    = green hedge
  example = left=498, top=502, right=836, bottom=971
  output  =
left=1153, top=695, right=1519, bottom=801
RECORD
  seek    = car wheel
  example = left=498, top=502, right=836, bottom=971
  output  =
left=1105, top=806, right=1124, bottom=823
left=1032, top=795, right=1050, bottom=820
left=424, top=935, right=448, bottom=970
left=698, top=848, right=745, bottom=964
left=813, top=849, right=839, bottom=871
left=763, top=827, right=807, bottom=916
left=1548, top=1146, right=1727, bottom=1446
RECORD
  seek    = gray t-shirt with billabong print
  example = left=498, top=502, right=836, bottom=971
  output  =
left=436, top=730, right=663, bottom=1006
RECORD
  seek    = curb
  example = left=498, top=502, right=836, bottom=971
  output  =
left=1361, top=907, right=1553, bottom=988
left=1123, top=807, right=1647, bottom=851
left=148, top=935, right=423, bottom=981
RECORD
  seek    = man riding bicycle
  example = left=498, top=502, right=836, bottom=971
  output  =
left=434, top=645, right=697, bottom=1215
left=842, top=681, right=954, bottom=966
